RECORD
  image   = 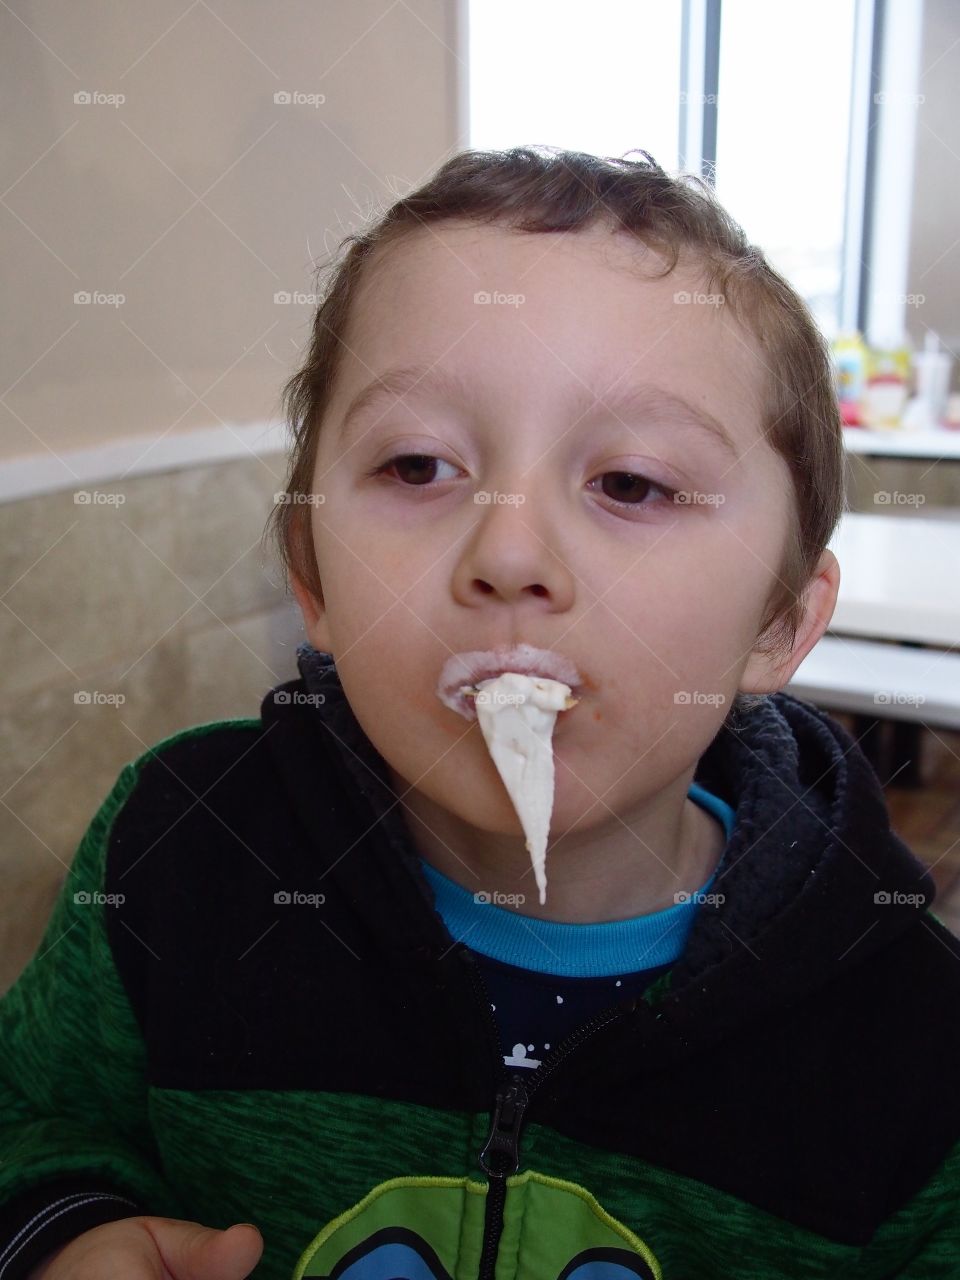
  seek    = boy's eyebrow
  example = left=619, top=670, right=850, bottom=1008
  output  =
left=336, top=362, right=741, bottom=461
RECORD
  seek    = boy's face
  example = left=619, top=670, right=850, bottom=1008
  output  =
left=293, top=222, right=838, bottom=843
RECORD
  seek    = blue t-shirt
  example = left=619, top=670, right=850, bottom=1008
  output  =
left=419, top=782, right=735, bottom=1073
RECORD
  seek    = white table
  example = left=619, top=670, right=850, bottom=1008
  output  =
left=828, top=511, right=960, bottom=647
left=843, top=426, right=960, bottom=460
left=815, top=511, right=960, bottom=785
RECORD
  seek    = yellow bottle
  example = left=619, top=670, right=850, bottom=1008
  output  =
left=831, top=331, right=869, bottom=425
left=862, top=342, right=911, bottom=430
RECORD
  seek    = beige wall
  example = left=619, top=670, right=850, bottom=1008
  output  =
left=0, top=0, right=461, bottom=462
left=0, top=0, right=462, bottom=994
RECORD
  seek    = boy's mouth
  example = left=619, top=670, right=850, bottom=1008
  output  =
left=437, top=643, right=584, bottom=722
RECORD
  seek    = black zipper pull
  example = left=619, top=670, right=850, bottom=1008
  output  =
left=478, top=1074, right=529, bottom=1177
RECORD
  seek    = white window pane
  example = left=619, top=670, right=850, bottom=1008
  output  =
left=468, top=1, right=682, bottom=170
left=714, top=0, right=858, bottom=338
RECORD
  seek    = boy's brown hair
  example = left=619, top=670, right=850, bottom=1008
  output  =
left=266, top=146, right=847, bottom=716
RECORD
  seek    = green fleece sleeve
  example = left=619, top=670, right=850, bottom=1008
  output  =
left=0, top=760, right=189, bottom=1229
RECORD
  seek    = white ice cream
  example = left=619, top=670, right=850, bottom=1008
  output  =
left=467, top=671, right=579, bottom=905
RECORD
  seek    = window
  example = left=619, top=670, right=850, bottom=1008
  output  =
left=467, top=0, right=681, bottom=170
left=713, top=0, right=859, bottom=339
left=465, top=0, right=909, bottom=343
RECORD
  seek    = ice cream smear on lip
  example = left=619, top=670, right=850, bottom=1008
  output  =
left=437, top=647, right=582, bottom=906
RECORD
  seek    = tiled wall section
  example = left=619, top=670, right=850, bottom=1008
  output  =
left=844, top=451, right=960, bottom=511
left=0, top=452, right=305, bottom=995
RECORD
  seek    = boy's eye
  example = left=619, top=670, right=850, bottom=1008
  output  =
left=364, top=453, right=677, bottom=514
left=366, top=453, right=454, bottom=486
left=595, top=470, right=675, bottom=511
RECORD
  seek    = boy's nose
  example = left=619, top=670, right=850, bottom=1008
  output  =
left=450, top=495, right=577, bottom=612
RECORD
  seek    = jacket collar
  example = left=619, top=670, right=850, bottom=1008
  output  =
left=262, top=643, right=935, bottom=1053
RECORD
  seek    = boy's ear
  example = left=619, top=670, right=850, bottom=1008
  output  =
left=738, top=549, right=841, bottom=696
left=290, top=568, right=334, bottom=655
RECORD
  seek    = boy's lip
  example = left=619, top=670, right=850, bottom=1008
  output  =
left=437, top=643, right=584, bottom=722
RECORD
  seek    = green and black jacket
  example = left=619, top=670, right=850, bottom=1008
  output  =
left=1, top=647, right=959, bottom=1279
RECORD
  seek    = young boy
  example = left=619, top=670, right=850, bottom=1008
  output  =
left=2, top=146, right=959, bottom=1280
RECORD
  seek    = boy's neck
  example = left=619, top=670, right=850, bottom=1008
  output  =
left=386, top=765, right=725, bottom=925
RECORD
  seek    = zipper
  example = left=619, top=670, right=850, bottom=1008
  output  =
left=459, top=946, right=645, bottom=1280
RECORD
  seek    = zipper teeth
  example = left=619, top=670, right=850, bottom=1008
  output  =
left=478, top=1174, right=506, bottom=1278
left=523, top=1001, right=633, bottom=1095
left=461, top=946, right=506, bottom=1082
left=460, top=944, right=639, bottom=1280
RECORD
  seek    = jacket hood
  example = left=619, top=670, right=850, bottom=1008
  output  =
left=263, top=643, right=935, bottom=1063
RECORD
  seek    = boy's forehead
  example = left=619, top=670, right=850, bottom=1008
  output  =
left=368, top=220, right=703, bottom=297
left=343, top=222, right=769, bottom=446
